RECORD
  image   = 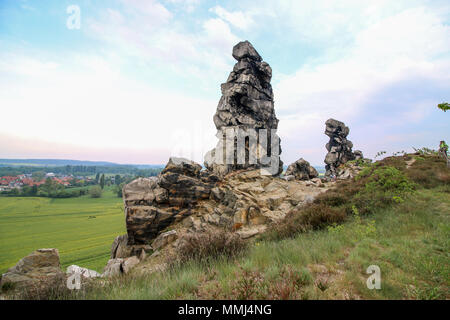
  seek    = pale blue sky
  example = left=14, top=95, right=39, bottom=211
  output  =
left=0, top=0, right=449, bottom=165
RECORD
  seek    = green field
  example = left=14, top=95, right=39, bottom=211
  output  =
left=0, top=187, right=125, bottom=274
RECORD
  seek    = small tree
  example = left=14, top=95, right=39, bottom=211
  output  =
left=89, top=185, right=102, bottom=198
left=99, top=174, right=105, bottom=189
left=114, top=182, right=125, bottom=198
left=437, top=102, right=449, bottom=112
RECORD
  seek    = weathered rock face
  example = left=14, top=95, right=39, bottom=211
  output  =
left=214, top=41, right=278, bottom=130
left=0, top=249, right=64, bottom=291
left=167, top=169, right=332, bottom=243
left=205, top=41, right=282, bottom=176
left=122, top=157, right=218, bottom=247
left=285, top=158, right=319, bottom=180
left=110, top=234, right=151, bottom=259
left=151, top=230, right=178, bottom=251
left=103, top=256, right=142, bottom=277
left=324, top=119, right=363, bottom=178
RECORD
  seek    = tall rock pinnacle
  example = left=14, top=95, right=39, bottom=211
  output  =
left=324, top=119, right=363, bottom=178
left=205, top=41, right=282, bottom=176
left=213, top=41, right=279, bottom=130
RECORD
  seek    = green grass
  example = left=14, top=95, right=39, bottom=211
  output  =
left=65, top=187, right=449, bottom=300
left=0, top=186, right=125, bottom=274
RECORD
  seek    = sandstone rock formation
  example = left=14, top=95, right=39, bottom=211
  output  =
left=205, top=40, right=282, bottom=176
left=159, top=169, right=331, bottom=244
left=0, top=249, right=64, bottom=292
left=285, top=158, right=319, bottom=180
left=324, top=119, right=363, bottom=178
left=122, top=157, right=218, bottom=249
left=103, top=256, right=141, bottom=277
left=117, top=154, right=335, bottom=258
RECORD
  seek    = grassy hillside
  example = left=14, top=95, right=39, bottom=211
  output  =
left=61, top=154, right=449, bottom=300
left=63, top=187, right=447, bottom=300
left=0, top=187, right=125, bottom=274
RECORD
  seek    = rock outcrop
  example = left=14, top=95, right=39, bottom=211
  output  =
left=0, top=249, right=64, bottom=292
left=117, top=155, right=336, bottom=257
left=160, top=169, right=332, bottom=244
left=285, top=158, right=319, bottom=180
left=103, top=256, right=140, bottom=277
left=205, top=40, right=283, bottom=176
left=122, top=157, right=218, bottom=248
left=324, top=119, right=363, bottom=178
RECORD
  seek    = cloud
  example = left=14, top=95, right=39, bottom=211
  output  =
left=273, top=5, right=450, bottom=164
left=1, top=0, right=449, bottom=165
left=202, top=18, right=240, bottom=52
left=120, top=0, right=173, bottom=23
left=0, top=52, right=218, bottom=164
left=85, top=2, right=239, bottom=92
left=210, top=6, right=254, bottom=30
left=164, top=0, right=201, bottom=13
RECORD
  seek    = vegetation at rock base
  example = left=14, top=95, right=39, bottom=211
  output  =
left=172, top=230, right=248, bottom=265
left=12, top=153, right=447, bottom=300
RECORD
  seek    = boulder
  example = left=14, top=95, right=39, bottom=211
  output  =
left=111, top=234, right=132, bottom=259
left=110, top=234, right=151, bottom=259
left=151, top=230, right=178, bottom=251
left=103, top=259, right=123, bottom=277
left=285, top=158, right=319, bottom=180
left=0, top=249, right=64, bottom=292
left=122, top=157, right=218, bottom=247
left=102, top=256, right=140, bottom=277
left=122, top=256, right=140, bottom=274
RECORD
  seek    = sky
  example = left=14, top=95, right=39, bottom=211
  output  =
left=0, top=0, right=449, bottom=166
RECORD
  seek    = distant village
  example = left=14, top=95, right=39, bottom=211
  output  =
left=0, top=173, right=94, bottom=192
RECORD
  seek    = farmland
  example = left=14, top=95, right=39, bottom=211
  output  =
left=0, top=187, right=125, bottom=274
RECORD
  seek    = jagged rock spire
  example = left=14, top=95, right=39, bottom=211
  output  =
left=324, top=119, right=363, bottom=178
left=206, top=41, right=282, bottom=176
left=213, top=40, right=279, bottom=130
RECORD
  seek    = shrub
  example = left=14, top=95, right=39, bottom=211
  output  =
left=264, top=204, right=347, bottom=241
left=354, top=165, right=415, bottom=214
left=196, top=265, right=312, bottom=300
left=175, top=229, right=247, bottom=264
left=1, top=281, right=16, bottom=293
left=89, top=186, right=102, bottom=198
left=363, top=166, right=415, bottom=195
left=406, top=155, right=449, bottom=188
left=314, top=181, right=360, bottom=207
left=15, top=275, right=70, bottom=300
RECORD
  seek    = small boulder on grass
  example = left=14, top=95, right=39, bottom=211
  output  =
left=0, top=248, right=65, bottom=294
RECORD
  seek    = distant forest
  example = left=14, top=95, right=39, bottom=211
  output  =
left=0, top=164, right=163, bottom=177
